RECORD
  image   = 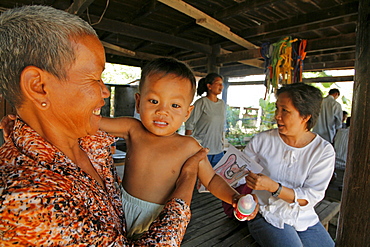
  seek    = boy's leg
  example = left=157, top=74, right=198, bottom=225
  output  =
left=248, top=213, right=303, bottom=247
left=297, top=222, right=335, bottom=247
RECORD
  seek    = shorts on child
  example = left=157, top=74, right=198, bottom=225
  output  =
left=121, top=186, right=164, bottom=239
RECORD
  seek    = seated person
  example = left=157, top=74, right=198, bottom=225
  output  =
left=0, top=5, right=207, bottom=245
left=245, top=83, right=335, bottom=247
left=334, top=117, right=350, bottom=170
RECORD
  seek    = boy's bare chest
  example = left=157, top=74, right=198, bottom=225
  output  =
left=126, top=134, right=195, bottom=170
left=130, top=139, right=189, bottom=166
left=123, top=135, right=196, bottom=203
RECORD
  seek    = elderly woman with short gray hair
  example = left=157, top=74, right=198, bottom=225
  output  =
left=0, top=5, right=206, bottom=245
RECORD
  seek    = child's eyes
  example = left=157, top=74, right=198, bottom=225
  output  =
left=172, top=104, right=181, bottom=108
left=149, top=99, right=158, bottom=104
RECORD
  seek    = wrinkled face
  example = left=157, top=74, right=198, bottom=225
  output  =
left=275, top=92, right=309, bottom=136
left=136, top=73, right=194, bottom=137
left=47, top=35, right=109, bottom=138
left=208, top=77, right=223, bottom=95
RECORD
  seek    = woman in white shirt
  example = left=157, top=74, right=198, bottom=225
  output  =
left=244, top=83, right=335, bottom=247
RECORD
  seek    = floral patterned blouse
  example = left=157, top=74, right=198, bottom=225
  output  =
left=0, top=118, right=191, bottom=246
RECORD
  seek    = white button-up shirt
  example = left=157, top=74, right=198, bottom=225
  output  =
left=243, top=129, right=335, bottom=231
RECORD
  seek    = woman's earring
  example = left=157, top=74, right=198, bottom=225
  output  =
left=41, top=102, right=47, bottom=107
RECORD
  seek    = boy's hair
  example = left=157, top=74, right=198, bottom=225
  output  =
left=0, top=5, right=97, bottom=107
left=139, top=58, right=196, bottom=99
left=196, top=73, right=223, bottom=96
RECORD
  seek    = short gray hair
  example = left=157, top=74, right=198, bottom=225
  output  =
left=0, top=5, right=97, bottom=107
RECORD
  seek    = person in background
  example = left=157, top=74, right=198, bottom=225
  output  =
left=312, top=88, right=343, bottom=143
left=334, top=116, right=351, bottom=170
left=185, top=73, right=226, bottom=167
left=244, top=83, right=335, bottom=247
left=0, top=5, right=207, bottom=246
left=342, top=111, right=348, bottom=128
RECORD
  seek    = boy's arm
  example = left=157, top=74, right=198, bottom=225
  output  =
left=207, top=174, right=240, bottom=205
left=197, top=158, right=240, bottom=205
left=100, top=116, right=139, bottom=138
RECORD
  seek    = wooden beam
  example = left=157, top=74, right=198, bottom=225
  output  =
left=105, top=55, right=145, bottom=68
left=221, top=65, right=264, bottom=77
left=184, top=48, right=264, bottom=69
left=104, top=47, right=162, bottom=61
left=244, top=15, right=357, bottom=45
left=214, top=0, right=277, bottom=20
left=158, top=0, right=259, bottom=50
left=102, top=41, right=163, bottom=61
left=206, top=33, right=356, bottom=67
left=102, top=41, right=136, bottom=57
left=90, top=15, right=213, bottom=54
left=238, top=2, right=358, bottom=41
left=303, top=60, right=355, bottom=71
left=184, top=57, right=208, bottom=68
left=307, top=33, right=356, bottom=53
left=193, top=71, right=207, bottom=77
left=305, top=52, right=356, bottom=64
left=303, top=76, right=354, bottom=83
left=237, top=59, right=264, bottom=68
left=196, top=18, right=259, bottom=49
left=66, top=0, right=95, bottom=16
left=337, top=0, right=370, bottom=245
left=226, top=76, right=354, bottom=86
left=217, top=49, right=261, bottom=64
left=125, top=0, right=161, bottom=24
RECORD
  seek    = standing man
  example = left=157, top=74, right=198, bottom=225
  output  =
left=313, top=88, right=343, bottom=143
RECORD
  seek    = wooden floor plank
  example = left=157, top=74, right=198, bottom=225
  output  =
left=183, top=189, right=339, bottom=246
left=183, top=190, right=258, bottom=246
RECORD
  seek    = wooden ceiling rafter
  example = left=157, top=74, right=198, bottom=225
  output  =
left=238, top=2, right=358, bottom=40
left=90, top=14, right=213, bottom=54
left=66, top=0, right=94, bottom=15
left=12, top=0, right=355, bottom=76
left=157, top=0, right=263, bottom=69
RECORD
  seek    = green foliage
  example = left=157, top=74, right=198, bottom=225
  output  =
left=225, top=106, right=258, bottom=147
left=102, top=63, right=141, bottom=85
left=321, top=82, right=333, bottom=88
left=341, top=95, right=350, bottom=105
left=226, top=106, right=240, bottom=130
left=259, top=96, right=277, bottom=131
left=226, top=128, right=256, bottom=147
left=302, top=71, right=329, bottom=78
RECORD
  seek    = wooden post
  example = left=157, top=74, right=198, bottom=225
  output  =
left=336, top=0, right=370, bottom=245
left=207, top=44, right=220, bottom=74
left=101, top=85, right=111, bottom=117
left=222, top=76, right=229, bottom=105
left=113, top=85, right=138, bottom=117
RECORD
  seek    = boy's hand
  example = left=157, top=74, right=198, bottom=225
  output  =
left=0, top=114, right=16, bottom=141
